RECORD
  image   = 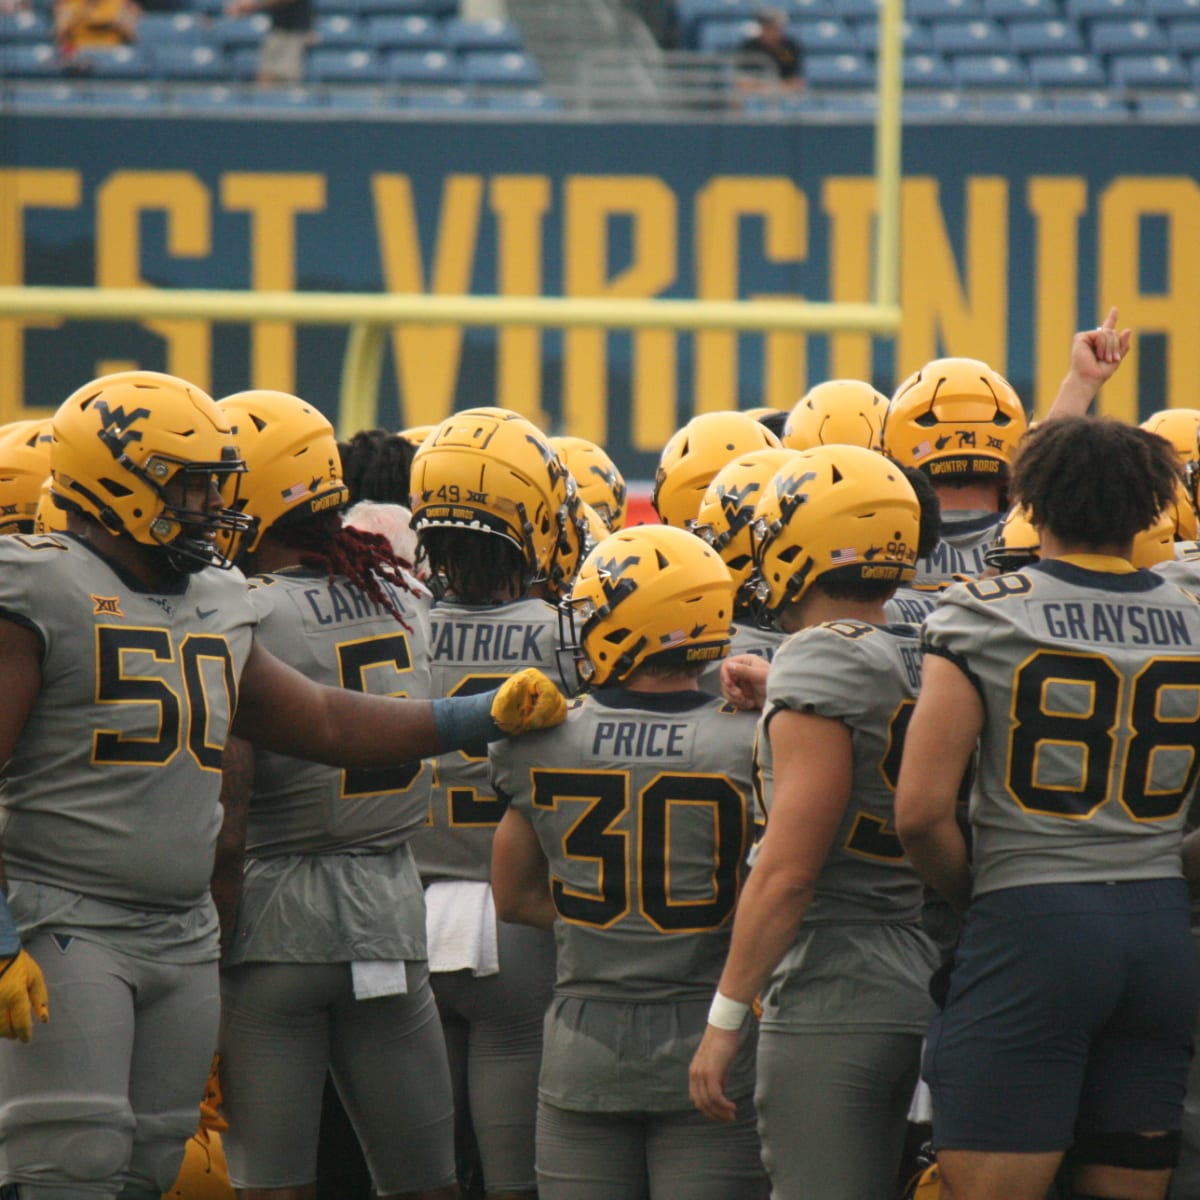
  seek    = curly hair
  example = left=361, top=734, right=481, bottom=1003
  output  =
left=273, top=510, right=418, bottom=627
left=418, top=526, right=528, bottom=604
left=1010, top=416, right=1182, bottom=548
left=337, top=429, right=416, bottom=506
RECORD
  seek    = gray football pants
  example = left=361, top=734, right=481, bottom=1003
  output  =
left=756, top=1028, right=923, bottom=1200
left=0, top=931, right=217, bottom=1199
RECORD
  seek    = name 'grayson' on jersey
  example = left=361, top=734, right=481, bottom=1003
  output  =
left=1036, top=601, right=1193, bottom=647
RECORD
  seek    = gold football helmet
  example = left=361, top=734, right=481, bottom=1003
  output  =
left=983, top=505, right=1040, bottom=573
left=754, top=444, right=919, bottom=619
left=692, top=448, right=801, bottom=607
left=564, top=524, right=733, bottom=687
left=545, top=484, right=608, bottom=604
left=51, top=371, right=252, bottom=572
left=397, top=423, right=437, bottom=448
left=34, top=475, right=68, bottom=535
left=0, top=418, right=53, bottom=535
left=653, top=411, right=782, bottom=528
left=884, top=357, right=1027, bottom=480
left=782, top=380, right=888, bottom=452
left=216, top=390, right=348, bottom=563
left=1141, top=410, right=1200, bottom=537
left=410, top=408, right=569, bottom=586
left=549, top=435, right=628, bottom=532
left=1130, top=505, right=1177, bottom=569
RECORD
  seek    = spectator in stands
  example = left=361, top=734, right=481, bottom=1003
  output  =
left=225, top=0, right=312, bottom=84
left=739, top=8, right=803, bottom=92
left=54, top=0, right=140, bottom=55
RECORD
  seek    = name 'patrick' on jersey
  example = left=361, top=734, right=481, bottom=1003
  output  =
left=415, top=595, right=572, bottom=884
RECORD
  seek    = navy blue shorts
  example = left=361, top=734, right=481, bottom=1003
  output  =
left=925, top=879, right=1200, bottom=1153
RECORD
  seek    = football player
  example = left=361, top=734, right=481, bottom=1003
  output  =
left=689, top=446, right=800, bottom=691
left=408, top=407, right=577, bottom=1200
left=547, top=435, right=628, bottom=533
left=652, top=411, right=781, bottom=529
left=882, top=356, right=1028, bottom=584
left=896, top=415, right=1200, bottom=1200
left=689, top=445, right=937, bottom=1200
left=212, top=390, right=457, bottom=1199
left=780, top=379, right=888, bottom=453
left=0, top=372, right=565, bottom=1200
left=0, top=418, right=52, bottom=535
left=491, top=524, right=766, bottom=1199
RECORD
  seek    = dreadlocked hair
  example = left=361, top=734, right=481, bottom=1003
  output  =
left=1011, top=416, right=1183, bottom=549
left=418, top=526, right=529, bottom=603
left=338, top=429, right=416, bottom=506
left=276, top=510, right=418, bottom=629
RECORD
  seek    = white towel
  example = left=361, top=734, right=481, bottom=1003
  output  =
left=424, top=879, right=500, bottom=976
left=351, top=960, right=408, bottom=1000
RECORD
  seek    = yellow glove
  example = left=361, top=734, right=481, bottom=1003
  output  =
left=199, top=1053, right=229, bottom=1133
left=0, top=949, right=49, bottom=1042
left=490, top=668, right=568, bottom=735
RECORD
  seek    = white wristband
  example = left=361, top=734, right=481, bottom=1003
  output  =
left=707, top=990, right=750, bottom=1031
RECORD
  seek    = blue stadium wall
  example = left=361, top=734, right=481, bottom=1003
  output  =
left=3, top=113, right=1197, bottom=477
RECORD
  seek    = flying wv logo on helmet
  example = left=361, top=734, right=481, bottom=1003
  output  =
left=94, top=401, right=153, bottom=461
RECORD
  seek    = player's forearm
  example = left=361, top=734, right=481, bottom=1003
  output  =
left=900, top=815, right=972, bottom=913
left=212, top=736, right=253, bottom=956
left=714, top=862, right=810, bottom=1007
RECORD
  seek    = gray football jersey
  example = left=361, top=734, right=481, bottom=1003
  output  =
left=758, top=621, right=927, bottom=928
left=884, top=581, right=947, bottom=626
left=243, top=569, right=433, bottom=857
left=923, top=559, right=1200, bottom=896
left=414, top=595, right=571, bottom=883
left=913, top=509, right=1002, bottom=585
left=698, top=620, right=786, bottom=697
left=0, top=532, right=257, bottom=910
left=1157, top=546, right=1200, bottom=590
left=491, top=688, right=758, bottom=1002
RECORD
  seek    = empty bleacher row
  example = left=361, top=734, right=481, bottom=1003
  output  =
left=0, top=4, right=549, bottom=96
left=677, top=0, right=1200, bottom=94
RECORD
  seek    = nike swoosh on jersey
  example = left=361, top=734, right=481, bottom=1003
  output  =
left=196, top=607, right=219, bottom=619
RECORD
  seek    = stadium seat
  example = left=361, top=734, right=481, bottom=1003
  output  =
left=1110, top=50, right=1190, bottom=83
left=170, top=83, right=247, bottom=108
left=1137, top=88, right=1200, bottom=111
left=137, top=13, right=210, bottom=44
left=953, top=52, right=1030, bottom=83
left=903, top=52, right=956, bottom=85
left=805, top=50, right=876, bottom=84
left=249, top=84, right=324, bottom=106
left=1054, top=88, right=1128, bottom=113
left=907, top=0, right=983, bottom=19
left=982, top=0, right=1057, bottom=19
left=1029, top=52, right=1108, bottom=83
left=822, top=91, right=878, bottom=114
left=403, top=86, right=487, bottom=109
left=354, top=0, right=455, bottom=17
left=152, top=43, right=229, bottom=79
left=855, top=18, right=933, bottom=51
left=226, top=44, right=261, bottom=78
left=460, top=50, right=541, bottom=86
left=0, top=10, right=53, bottom=43
left=366, top=14, right=446, bottom=49
left=484, top=88, right=562, bottom=112
left=387, top=48, right=462, bottom=82
left=72, top=45, right=151, bottom=77
left=675, top=0, right=761, bottom=47
left=87, top=81, right=159, bottom=104
left=976, top=89, right=1053, bottom=112
left=326, top=86, right=395, bottom=108
left=1164, top=16, right=1200, bottom=47
left=695, top=18, right=757, bottom=51
left=1145, top=0, right=1200, bottom=16
left=314, top=14, right=369, bottom=47
left=3, top=43, right=62, bottom=76
left=904, top=88, right=967, bottom=114
left=1089, top=17, right=1168, bottom=52
left=834, top=0, right=882, bottom=19
left=9, top=80, right=87, bottom=105
left=791, top=17, right=859, bottom=50
left=931, top=18, right=1009, bottom=53
left=1008, top=20, right=1086, bottom=53
left=210, top=14, right=271, bottom=48
left=788, top=0, right=836, bottom=17
left=443, top=18, right=524, bottom=51
left=307, top=46, right=388, bottom=81
left=1065, top=0, right=1146, bottom=17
